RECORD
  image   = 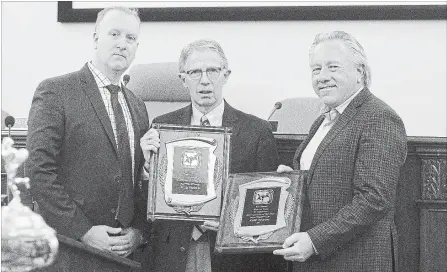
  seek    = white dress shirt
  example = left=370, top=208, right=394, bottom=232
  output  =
left=190, top=101, right=225, bottom=126
left=187, top=101, right=225, bottom=272
left=300, top=87, right=363, bottom=170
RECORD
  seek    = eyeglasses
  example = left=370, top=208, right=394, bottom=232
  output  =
left=185, top=67, right=222, bottom=81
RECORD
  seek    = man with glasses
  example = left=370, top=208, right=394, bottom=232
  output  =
left=140, top=39, right=281, bottom=272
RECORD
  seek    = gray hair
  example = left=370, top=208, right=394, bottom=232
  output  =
left=94, top=6, right=140, bottom=33
left=178, top=39, right=229, bottom=73
left=309, top=31, right=371, bottom=88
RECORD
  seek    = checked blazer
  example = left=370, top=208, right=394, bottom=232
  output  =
left=292, top=89, right=407, bottom=272
left=26, top=64, right=150, bottom=239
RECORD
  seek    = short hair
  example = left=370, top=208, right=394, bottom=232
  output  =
left=94, top=6, right=140, bottom=33
left=309, top=31, right=371, bottom=88
left=178, top=39, right=229, bottom=73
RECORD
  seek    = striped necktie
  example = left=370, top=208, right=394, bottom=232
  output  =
left=192, top=114, right=211, bottom=241
left=200, top=115, right=211, bottom=126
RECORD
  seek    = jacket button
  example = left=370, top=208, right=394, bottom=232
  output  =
left=180, top=246, right=186, bottom=252
left=114, top=175, right=121, bottom=183
left=111, top=208, right=116, bottom=214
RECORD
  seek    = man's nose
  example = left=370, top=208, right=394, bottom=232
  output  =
left=316, top=68, right=330, bottom=82
left=116, top=37, right=127, bottom=50
left=199, top=72, right=211, bottom=85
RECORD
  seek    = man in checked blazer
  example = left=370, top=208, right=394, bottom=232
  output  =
left=26, top=7, right=149, bottom=258
left=273, top=31, right=407, bottom=272
left=139, top=39, right=281, bottom=272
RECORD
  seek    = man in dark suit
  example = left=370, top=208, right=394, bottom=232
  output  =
left=26, top=7, right=149, bottom=257
left=139, top=39, right=281, bottom=272
left=273, top=31, right=407, bottom=272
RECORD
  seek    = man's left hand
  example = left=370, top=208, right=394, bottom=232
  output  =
left=273, top=232, right=315, bottom=262
left=201, top=220, right=219, bottom=232
left=110, top=227, right=142, bottom=257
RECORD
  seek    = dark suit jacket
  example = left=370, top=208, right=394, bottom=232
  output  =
left=292, top=89, right=407, bottom=272
left=142, top=101, right=282, bottom=272
left=26, top=64, right=149, bottom=240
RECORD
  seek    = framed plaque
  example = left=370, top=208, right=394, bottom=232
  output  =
left=147, top=123, right=231, bottom=222
left=215, top=171, right=306, bottom=254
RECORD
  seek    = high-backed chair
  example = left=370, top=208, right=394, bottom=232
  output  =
left=269, top=97, right=323, bottom=134
left=126, top=62, right=190, bottom=123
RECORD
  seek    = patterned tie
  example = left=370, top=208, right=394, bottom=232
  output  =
left=192, top=114, right=211, bottom=241
left=106, top=84, right=134, bottom=227
left=200, top=115, right=211, bottom=126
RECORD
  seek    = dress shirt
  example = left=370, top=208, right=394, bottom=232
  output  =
left=186, top=101, right=225, bottom=272
left=87, top=62, right=136, bottom=184
left=300, top=87, right=364, bottom=170
left=191, top=101, right=225, bottom=126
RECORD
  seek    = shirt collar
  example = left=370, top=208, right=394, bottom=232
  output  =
left=87, top=62, right=113, bottom=88
left=321, top=86, right=364, bottom=115
left=191, top=101, right=225, bottom=126
left=335, top=86, right=363, bottom=114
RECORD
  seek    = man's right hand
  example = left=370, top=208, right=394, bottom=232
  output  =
left=140, top=128, right=160, bottom=162
left=277, top=164, right=294, bottom=173
left=80, top=225, right=122, bottom=252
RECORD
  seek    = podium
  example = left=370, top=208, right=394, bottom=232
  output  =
left=34, top=234, right=141, bottom=272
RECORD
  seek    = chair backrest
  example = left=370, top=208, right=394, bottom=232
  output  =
left=126, top=62, right=191, bottom=123
left=270, top=97, right=323, bottom=134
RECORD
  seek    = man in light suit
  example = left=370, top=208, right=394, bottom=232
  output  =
left=273, top=31, right=407, bottom=272
left=27, top=7, right=149, bottom=258
left=140, top=39, right=281, bottom=272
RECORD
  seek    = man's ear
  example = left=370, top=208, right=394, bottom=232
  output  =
left=356, top=65, right=364, bottom=83
left=178, top=73, right=188, bottom=88
left=223, top=70, right=231, bottom=84
left=93, top=32, right=99, bottom=49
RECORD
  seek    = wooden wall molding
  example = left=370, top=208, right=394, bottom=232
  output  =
left=421, top=159, right=447, bottom=200
left=2, top=130, right=446, bottom=272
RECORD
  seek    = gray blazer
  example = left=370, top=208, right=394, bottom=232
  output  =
left=26, top=64, right=150, bottom=239
left=292, top=89, right=407, bottom=272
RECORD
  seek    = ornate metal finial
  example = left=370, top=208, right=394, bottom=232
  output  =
left=1, top=137, right=59, bottom=272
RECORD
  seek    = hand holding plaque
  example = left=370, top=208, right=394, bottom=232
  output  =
left=215, top=171, right=306, bottom=254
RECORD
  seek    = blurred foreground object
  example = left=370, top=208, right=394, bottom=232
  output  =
left=1, top=137, right=58, bottom=271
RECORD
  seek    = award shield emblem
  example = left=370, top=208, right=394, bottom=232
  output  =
left=233, top=177, right=290, bottom=243
left=215, top=171, right=306, bottom=253
left=164, top=137, right=218, bottom=207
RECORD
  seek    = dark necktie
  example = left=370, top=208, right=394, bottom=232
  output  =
left=200, top=115, right=211, bottom=126
left=106, top=84, right=134, bottom=227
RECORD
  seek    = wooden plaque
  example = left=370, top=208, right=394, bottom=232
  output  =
left=147, top=123, right=231, bottom=222
left=215, top=171, right=306, bottom=254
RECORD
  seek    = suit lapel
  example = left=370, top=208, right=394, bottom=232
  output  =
left=222, top=101, right=240, bottom=137
left=293, top=115, right=325, bottom=170
left=306, top=89, right=372, bottom=184
left=122, top=85, right=142, bottom=176
left=79, top=64, right=118, bottom=155
left=178, top=104, right=193, bottom=125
